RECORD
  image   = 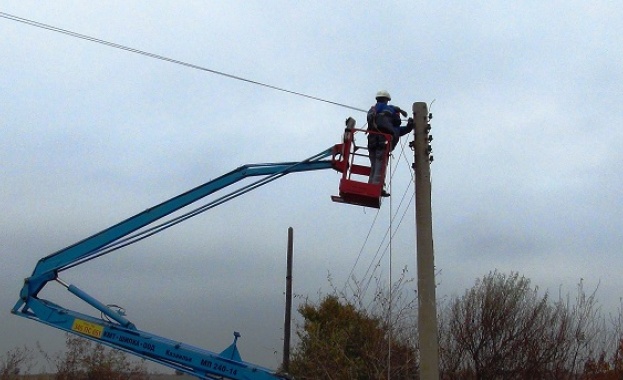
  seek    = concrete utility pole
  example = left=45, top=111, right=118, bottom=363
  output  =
left=412, top=102, right=440, bottom=379
left=282, top=227, right=294, bottom=373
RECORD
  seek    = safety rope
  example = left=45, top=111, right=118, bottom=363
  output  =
left=388, top=156, right=393, bottom=380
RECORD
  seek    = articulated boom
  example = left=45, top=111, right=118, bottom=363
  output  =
left=12, top=120, right=386, bottom=380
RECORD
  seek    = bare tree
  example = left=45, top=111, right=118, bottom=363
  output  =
left=0, top=346, right=35, bottom=379
left=580, top=300, right=623, bottom=379
left=439, top=271, right=604, bottom=379
left=47, top=334, right=149, bottom=380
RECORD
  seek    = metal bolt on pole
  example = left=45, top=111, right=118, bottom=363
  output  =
left=412, top=102, right=440, bottom=380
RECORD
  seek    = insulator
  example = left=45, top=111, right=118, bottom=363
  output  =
left=428, top=135, right=433, bottom=142
left=427, top=145, right=433, bottom=154
left=429, top=155, right=434, bottom=163
left=428, top=113, right=433, bottom=120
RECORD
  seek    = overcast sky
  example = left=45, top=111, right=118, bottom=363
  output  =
left=1, top=1, right=622, bottom=374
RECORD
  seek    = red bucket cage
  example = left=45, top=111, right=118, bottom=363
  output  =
left=331, top=121, right=391, bottom=209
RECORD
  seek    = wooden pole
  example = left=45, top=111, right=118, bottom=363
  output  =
left=412, top=102, right=440, bottom=379
left=282, top=227, right=294, bottom=372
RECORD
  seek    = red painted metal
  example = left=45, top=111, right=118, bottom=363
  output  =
left=331, top=126, right=390, bottom=208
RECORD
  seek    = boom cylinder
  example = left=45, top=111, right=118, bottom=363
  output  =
left=56, top=279, right=134, bottom=328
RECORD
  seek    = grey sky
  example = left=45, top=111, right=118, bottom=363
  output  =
left=2, top=1, right=622, bottom=373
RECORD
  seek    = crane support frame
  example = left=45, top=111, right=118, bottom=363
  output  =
left=12, top=119, right=385, bottom=380
left=16, top=293, right=281, bottom=380
left=13, top=148, right=339, bottom=380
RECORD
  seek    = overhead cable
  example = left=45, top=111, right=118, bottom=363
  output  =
left=349, top=137, right=415, bottom=298
left=0, top=12, right=367, bottom=113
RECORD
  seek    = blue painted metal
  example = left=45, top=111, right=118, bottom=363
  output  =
left=12, top=297, right=282, bottom=380
left=66, top=283, right=134, bottom=329
left=219, top=332, right=242, bottom=362
left=13, top=147, right=339, bottom=380
left=22, top=151, right=334, bottom=299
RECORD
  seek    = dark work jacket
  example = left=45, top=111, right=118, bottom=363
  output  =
left=367, top=103, right=413, bottom=151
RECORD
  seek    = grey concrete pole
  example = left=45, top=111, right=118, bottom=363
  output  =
left=412, top=102, right=440, bottom=379
left=282, top=227, right=293, bottom=372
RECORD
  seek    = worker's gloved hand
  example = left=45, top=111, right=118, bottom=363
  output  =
left=395, top=106, right=408, bottom=117
left=406, top=117, right=414, bottom=132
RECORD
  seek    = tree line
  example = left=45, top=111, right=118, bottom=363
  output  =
left=287, top=271, right=623, bottom=379
left=1, top=334, right=149, bottom=380
left=3, top=271, right=623, bottom=379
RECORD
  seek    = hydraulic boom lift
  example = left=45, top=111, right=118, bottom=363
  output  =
left=12, top=119, right=391, bottom=380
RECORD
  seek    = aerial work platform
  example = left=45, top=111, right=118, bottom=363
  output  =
left=331, top=117, right=391, bottom=209
left=12, top=115, right=394, bottom=380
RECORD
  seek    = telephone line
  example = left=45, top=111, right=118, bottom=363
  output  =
left=0, top=12, right=367, bottom=113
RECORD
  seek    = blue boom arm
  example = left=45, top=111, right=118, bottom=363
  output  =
left=12, top=147, right=339, bottom=380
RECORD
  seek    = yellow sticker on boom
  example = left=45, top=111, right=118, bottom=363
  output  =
left=71, top=319, right=104, bottom=339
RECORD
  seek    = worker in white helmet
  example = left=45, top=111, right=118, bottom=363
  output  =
left=366, top=90, right=414, bottom=191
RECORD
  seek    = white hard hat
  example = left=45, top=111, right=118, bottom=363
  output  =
left=375, top=90, right=391, bottom=100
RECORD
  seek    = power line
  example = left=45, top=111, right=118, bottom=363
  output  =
left=3, top=11, right=421, bottom=297
left=345, top=137, right=415, bottom=299
left=0, top=12, right=367, bottom=113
